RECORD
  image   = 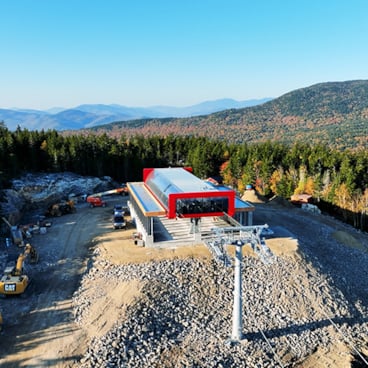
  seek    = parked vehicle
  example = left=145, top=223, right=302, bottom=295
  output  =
left=113, top=214, right=126, bottom=229
left=119, top=184, right=129, bottom=196
left=113, top=204, right=124, bottom=214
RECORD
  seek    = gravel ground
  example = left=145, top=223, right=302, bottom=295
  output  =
left=72, top=202, right=368, bottom=368
left=1, top=197, right=367, bottom=367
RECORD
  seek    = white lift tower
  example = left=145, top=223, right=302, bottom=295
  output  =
left=206, top=224, right=274, bottom=344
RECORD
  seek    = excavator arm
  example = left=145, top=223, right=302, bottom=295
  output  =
left=0, top=243, right=38, bottom=296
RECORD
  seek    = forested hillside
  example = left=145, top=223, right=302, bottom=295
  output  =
left=85, top=80, right=368, bottom=150
left=1, top=124, right=367, bottom=231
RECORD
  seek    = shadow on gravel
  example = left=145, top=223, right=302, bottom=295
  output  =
left=0, top=355, right=82, bottom=368
left=243, top=315, right=368, bottom=341
left=352, top=352, right=368, bottom=367
left=0, top=294, right=90, bottom=366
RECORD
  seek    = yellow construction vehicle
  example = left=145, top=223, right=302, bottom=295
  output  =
left=0, top=243, right=39, bottom=296
left=45, top=200, right=76, bottom=217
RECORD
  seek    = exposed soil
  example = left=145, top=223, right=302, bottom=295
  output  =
left=0, top=194, right=367, bottom=367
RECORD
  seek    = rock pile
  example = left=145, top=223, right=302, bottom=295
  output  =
left=73, top=252, right=368, bottom=367
left=0, top=172, right=115, bottom=223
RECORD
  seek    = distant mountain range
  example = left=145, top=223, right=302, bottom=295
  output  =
left=86, top=80, right=368, bottom=150
left=0, top=98, right=272, bottom=131
left=3, top=80, right=368, bottom=150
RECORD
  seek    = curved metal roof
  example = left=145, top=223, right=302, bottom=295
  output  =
left=146, top=167, right=218, bottom=194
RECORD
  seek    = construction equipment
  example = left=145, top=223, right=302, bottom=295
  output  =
left=87, top=196, right=107, bottom=208
left=46, top=200, right=76, bottom=217
left=86, top=187, right=128, bottom=208
left=1, top=217, right=25, bottom=247
left=0, top=243, right=39, bottom=296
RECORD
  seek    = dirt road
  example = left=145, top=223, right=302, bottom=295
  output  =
left=0, top=195, right=367, bottom=367
left=0, top=195, right=210, bottom=367
left=0, top=196, right=128, bottom=367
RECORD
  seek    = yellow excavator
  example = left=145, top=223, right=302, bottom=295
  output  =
left=0, top=243, right=39, bottom=296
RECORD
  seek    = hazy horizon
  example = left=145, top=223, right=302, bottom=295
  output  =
left=1, top=0, right=368, bottom=109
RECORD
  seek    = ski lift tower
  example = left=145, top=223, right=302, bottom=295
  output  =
left=230, top=238, right=245, bottom=342
left=207, top=224, right=274, bottom=345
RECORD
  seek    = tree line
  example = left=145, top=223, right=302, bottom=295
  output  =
left=1, top=123, right=367, bottom=231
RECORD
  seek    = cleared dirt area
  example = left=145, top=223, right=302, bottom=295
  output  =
left=0, top=194, right=367, bottom=367
left=0, top=196, right=213, bottom=367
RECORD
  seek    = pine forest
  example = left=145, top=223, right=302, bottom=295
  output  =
left=0, top=122, right=367, bottom=232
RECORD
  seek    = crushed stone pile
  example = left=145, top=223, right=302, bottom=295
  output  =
left=73, top=252, right=368, bottom=368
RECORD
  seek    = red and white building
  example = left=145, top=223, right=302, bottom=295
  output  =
left=127, top=167, right=254, bottom=247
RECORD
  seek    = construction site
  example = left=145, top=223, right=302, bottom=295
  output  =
left=0, top=171, right=367, bottom=367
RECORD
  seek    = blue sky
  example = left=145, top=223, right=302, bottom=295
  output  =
left=1, top=0, right=368, bottom=109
